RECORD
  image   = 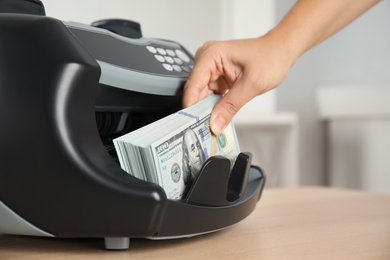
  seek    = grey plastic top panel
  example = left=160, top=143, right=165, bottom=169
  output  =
left=64, top=21, right=193, bottom=96
left=97, top=60, right=185, bottom=95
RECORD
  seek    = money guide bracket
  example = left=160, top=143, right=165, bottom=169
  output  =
left=0, top=10, right=266, bottom=251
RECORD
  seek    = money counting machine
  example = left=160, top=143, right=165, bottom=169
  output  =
left=0, top=2, right=266, bottom=250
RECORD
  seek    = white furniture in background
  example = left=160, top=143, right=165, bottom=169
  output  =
left=234, top=112, right=299, bottom=188
left=317, top=85, right=390, bottom=194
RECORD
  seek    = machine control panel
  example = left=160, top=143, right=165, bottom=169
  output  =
left=64, top=21, right=194, bottom=95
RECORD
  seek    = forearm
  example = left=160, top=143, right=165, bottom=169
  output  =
left=267, top=0, right=380, bottom=61
left=182, top=0, right=380, bottom=135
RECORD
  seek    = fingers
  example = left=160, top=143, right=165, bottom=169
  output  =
left=182, top=49, right=212, bottom=107
left=183, top=40, right=254, bottom=135
left=182, top=69, right=209, bottom=108
left=208, top=76, right=231, bottom=95
left=182, top=37, right=293, bottom=135
left=183, top=66, right=231, bottom=113
left=183, top=41, right=226, bottom=108
left=210, top=75, right=256, bottom=135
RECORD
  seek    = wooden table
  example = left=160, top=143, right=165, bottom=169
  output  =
left=1, top=187, right=390, bottom=259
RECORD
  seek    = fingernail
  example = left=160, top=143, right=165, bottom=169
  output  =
left=211, top=115, right=226, bottom=135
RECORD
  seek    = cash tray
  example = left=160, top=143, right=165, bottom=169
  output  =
left=0, top=13, right=266, bottom=250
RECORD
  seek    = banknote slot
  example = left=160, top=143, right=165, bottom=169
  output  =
left=94, top=83, right=182, bottom=164
left=184, top=152, right=252, bottom=206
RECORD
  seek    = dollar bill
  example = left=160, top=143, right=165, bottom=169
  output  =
left=113, top=94, right=240, bottom=199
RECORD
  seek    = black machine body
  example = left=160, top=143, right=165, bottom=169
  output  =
left=0, top=8, right=265, bottom=250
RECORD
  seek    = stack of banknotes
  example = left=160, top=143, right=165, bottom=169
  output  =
left=113, top=95, right=240, bottom=200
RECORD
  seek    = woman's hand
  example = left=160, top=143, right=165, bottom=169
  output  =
left=183, top=35, right=296, bottom=135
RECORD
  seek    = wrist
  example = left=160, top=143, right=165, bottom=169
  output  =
left=260, top=27, right=302, bottom=69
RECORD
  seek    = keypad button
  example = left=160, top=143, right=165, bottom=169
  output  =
left=173, top=65, right=182, bottom=72
left=157, top=48, right=167, bottom=55
left=146, top=46, right=157, bottom=53
left=175, top=49, right=190, bottom=63
left=174, top=58, right=183, bottom=65
left=162, top=63, right=173, bottom=71
left=154, top=55, right=165, bottom=62
left=165, top=56, right=175, bottom=64
left=181, top=66, right=191, bottom=73
left=166, top=49, right=176, bottom=57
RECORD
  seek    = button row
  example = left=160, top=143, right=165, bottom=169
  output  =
left=147, top=46, right=191, bottom=63
left=154, top=55, right=185, bottom=65
left=162, top=63, right=192, bottom=73
left=147, top=46, right=180, bottom=57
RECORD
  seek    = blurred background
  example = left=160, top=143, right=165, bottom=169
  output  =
left=45, top=0, right=390, bottom=194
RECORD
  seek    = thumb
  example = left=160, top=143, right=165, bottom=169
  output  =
left=210, top=76, right=254, bottom=135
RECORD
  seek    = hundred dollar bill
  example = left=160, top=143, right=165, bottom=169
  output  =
left=149, top=115, right=240, bottom=200
left=113, top=94, right=240, bottom=200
